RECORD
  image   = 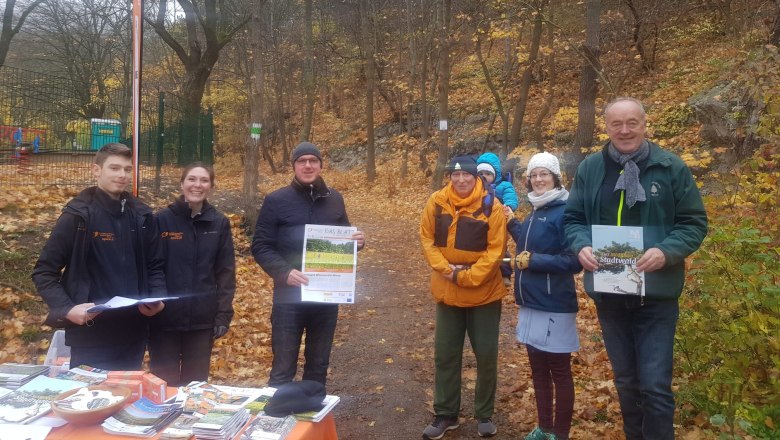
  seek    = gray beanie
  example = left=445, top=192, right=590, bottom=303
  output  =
left=291, top=142, right=322, bottom=165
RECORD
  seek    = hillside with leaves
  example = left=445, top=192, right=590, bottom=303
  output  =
left=2, top=0, right=780, bottom=438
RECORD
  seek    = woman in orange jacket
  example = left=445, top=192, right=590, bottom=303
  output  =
left=419, top=155, right=508, bottom=439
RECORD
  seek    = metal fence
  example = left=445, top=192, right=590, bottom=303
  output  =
left=0, top=65, right=213, bottom=192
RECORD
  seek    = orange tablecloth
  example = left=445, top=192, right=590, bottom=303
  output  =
left=46, top=412, right=338, bottom=440
left=44, top=385, right=338, bottom=440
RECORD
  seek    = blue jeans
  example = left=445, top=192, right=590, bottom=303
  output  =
left=269, top=302, right=339, bottom=387
left=595, top=295, right=679, bottom=440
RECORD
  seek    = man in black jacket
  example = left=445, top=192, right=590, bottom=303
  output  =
left=32, top=143, right=166, bottom=370
left=252, top=142, right=365, bottom=386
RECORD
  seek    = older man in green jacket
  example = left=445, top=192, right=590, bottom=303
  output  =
left=564, top=97, right=707, bottom=440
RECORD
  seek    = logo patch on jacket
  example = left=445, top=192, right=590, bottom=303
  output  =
left=650, top=181, right=661, bottom=197
left=92, top=231, right=114, bottom=241
left=160, top=231, right=184, bottom=240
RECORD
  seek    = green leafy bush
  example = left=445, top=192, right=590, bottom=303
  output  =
left=676, top=158, right=779, bottom=437
left=653, top=103, right=695, bottom=138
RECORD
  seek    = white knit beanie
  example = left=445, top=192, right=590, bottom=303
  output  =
left=476, top=163, right=496, bottom=175
left=526, top=152, right=561, bottom=178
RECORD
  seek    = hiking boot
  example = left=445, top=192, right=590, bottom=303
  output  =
left=477, top=418, right=497, bottom=437
left=422, top=415, right=459, bottom=439
left=524, top=427, right=559, bottom=440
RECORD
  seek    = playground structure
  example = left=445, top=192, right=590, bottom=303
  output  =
left=0, top=66, right=213, bottom=191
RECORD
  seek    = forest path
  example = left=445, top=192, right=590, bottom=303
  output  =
left=327, top=190, right=531, bottom=439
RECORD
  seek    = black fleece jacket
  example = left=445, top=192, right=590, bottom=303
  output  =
left=151, top=197, right=236, bottom=331
left=31, top=187, right=166, bottom=346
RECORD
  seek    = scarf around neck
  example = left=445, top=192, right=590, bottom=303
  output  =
left=607, top=140, right=649, bottom=208
left=445, top=177, right=484, bottom=209
left=527, top=187, right=569, bottom=209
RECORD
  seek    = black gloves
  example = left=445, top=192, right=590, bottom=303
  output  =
left=213, top=325, right=229, bottom=339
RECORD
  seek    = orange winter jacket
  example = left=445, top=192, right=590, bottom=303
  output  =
left=420, top=178, right=508, bottom=307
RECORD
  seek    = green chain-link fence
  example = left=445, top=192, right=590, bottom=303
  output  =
left=0, top=65, right=213, bottom=191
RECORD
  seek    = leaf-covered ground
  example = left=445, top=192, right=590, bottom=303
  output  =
left=0, top=166, right=724, bottom=439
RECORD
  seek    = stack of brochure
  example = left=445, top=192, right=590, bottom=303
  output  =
left=159, top=412, right=202, bottom=439
left=192, top=407, right=251, bottom=440
left=53, top=365, right=108, bottom=384
left=243, top=386, right=339, bottom=423
left=293, top=394, right=340, bottom=423
left=241, top=414, right=297, bottom=440
left=0, top=363, right=50, bottom=389
left=0, top=375, right=86, bottom=424
left=102, top=397, right=182, bottom=437
left=182, top=383, right=268, bottom=414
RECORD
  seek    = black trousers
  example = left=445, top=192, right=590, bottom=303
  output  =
left=148, top=328, right=214, bottom=386
left=269, top=303, right=339, bottom=387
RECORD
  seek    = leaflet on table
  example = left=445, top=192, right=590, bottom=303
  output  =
left=300, top=224, right=357, bottom=304
left=242, top=414, right=297, bottom=440
left=101, top=397, right=182, bottom=437
left=191, top=407, right=251, bottom=440
left=159, top=412, right=202, bottom=440
left=0, top=375, right=87, bottom=424
left=591, top=225, right=645, bottom=296
left=53, top=365, right=108, bottom=384
left=87, top=295, right=179, bottom=313
left=181, top=382, right=269, bottom=414
left=292, top=394, right=340, bottom=423
left=0, top=424, right=51, bottom=440
left=0, top=363, right=49, bottom=388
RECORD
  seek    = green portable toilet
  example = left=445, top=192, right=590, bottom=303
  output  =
left=90, top=118, right=122, bottom=150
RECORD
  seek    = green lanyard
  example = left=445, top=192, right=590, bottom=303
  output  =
left=616, top=170, right=625, bottom=227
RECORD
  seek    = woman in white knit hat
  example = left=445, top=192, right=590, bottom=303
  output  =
left=505, top=152, right=582, bottom=440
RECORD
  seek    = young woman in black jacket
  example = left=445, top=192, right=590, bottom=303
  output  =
left=149, top=163, right=236, bottom=386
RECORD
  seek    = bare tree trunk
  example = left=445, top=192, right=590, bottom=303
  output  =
left=508, top=0, right=546, bottom=151
left=420, top=43, right=431, bottom=145
left=120, top=17, right=133, bottom=139
left=299, top=0, right=315, bottom=141
left=475, top=32, right=509, bottom=158
left=360, top=0, right=376, bottom=181
left=149, top=0, right=249, bottom=163
left=242, top=0, right=267, bottom=233
left=431, top=0, right=451, bottom=189
left=402, top=0, right=417, bottom=178
left=533, top=16, right=556, bottom=151
left=0, top=0, right=46, bottom=67
left=569, top=0, right=602, bottom=179
left=623, top=0, right=654, bottom=71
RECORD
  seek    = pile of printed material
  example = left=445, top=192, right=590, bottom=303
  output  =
left=0, top=363, right=50, bottom=389
left=240, top=413, right=297, bottom=440
left=192, top=407, right=251, bottom=440
left=102, top=398, right=183, bottom=437
left=0, top=375, right=87, bottom=424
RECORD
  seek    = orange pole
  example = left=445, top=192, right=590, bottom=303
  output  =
left=131, top=0, right=143, bottom=196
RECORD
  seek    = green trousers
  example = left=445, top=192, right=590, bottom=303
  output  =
left=433, top=300, right=502, bottom=419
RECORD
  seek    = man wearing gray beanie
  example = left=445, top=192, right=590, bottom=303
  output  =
left=252, top=141, right=365, bottom=387
left=291, top=142, right=322, bottom=165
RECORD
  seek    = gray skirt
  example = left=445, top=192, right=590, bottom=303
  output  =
left=516, top=306, right=579, bottom=353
